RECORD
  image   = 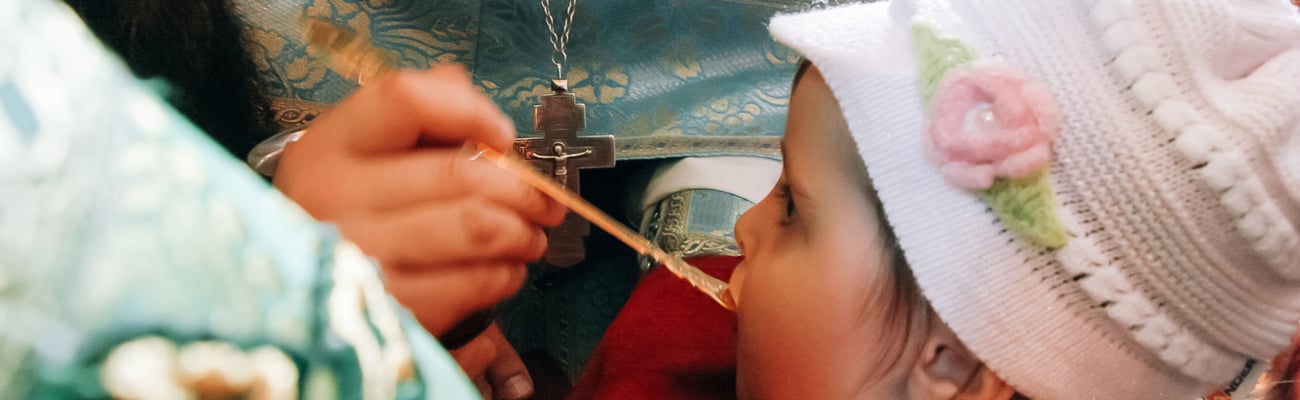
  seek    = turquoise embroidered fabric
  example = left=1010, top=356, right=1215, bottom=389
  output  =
left=234, top=0, right=803, bottom=160
left=0, top=1, right=479, bottom=398
left=230, top=0, right=810, bottom=379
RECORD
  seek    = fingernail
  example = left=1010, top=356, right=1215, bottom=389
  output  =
left=499, top=374, right=533, bottom=400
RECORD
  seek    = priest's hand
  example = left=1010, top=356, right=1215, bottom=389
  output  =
left=451, top=323, right=535, bottom=400
left=273, top=65, right=565, bottom=337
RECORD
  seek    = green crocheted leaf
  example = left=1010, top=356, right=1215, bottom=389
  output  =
left=912, top=22, right=979, bottom=104
left=978, top=172, right=1068, bottom=248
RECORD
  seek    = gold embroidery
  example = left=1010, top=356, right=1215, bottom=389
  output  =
left=269, top=97, right=331, bottom=130
left=244, top=0, right=795, bottom=160
left=640, top=190, right=744, bottom=272
left=764, top=39, right=801, bottom=66
left=665, top=46, right=703, bottom=80
left=245, top=27, right=329, bottom=97
left=246, top=28, right=287, bottom=71
left=302, top=18, right=396, bottom=84
left=306, top=2, right=365, bottom=34
left=177, top=342, right=257, bottom=398
left=568, top=65, right=629, bottom=105
left=627, top=105, right=684, bottom=137
left=248, top=347, right=298, bottom=400
left=305, top=0, right=472, bottom=67
left=326, top=242, right=413, bottom=400
left=487, top=79, right=552, bottom=118
left=616, top=136, right=780, bottom=159
left=692, top=98, right=762, bottom=133
left=101, top=337, right=300, bottom=400
left=284, top=56, right=331, bottom=91
left=101, top=337, right=189, bottom=399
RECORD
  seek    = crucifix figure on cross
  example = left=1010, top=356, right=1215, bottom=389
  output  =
left=514, top=80, right=615, bottom=267
left=527, top=142, right=592, bottom=186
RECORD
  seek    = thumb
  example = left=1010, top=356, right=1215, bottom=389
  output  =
left=484, top=324, right=533, bottom=400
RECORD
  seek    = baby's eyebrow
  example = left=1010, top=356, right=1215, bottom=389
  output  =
left=778, top=138, right=795, bottom=176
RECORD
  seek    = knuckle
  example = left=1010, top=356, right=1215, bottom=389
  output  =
left=461, top=207, right=530, bottom=260
left=523, top=228, right=546, bottom=261
left=458, top=206, right=496, bottom=246
left=484, top=264, right=526, bottom=301
left=428, top=64, right=472, bottom=86
left=520, top=184, right=544, bottom=207
left=310, top=190, right=353, bottom=220
left=505, top=263, right=528, bottom=294
left=543, top=199, right=566, bottom=226
left=486, top=211, right=532, bottom=254
left=453, top=337, right=494, bottom=373
left=469, top=336, right=498, bottom=366
left=380, top=71, right=426, bottom=104
left=453, top=160, right=487, bottom=189
left=429, top=156, right=484, bottom=198
left=436, top=155, right=468, bottom=189
left=513, top=186, right=547, bottom=219
left=342, top=219, right=398, bottom=265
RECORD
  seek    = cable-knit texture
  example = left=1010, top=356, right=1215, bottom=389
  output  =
left=770, top=0, right=1300, bottom=398
left=1086, top=0, right=1300, bottom=280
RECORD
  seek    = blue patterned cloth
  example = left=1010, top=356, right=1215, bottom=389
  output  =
left=227, top=0, right=811, bottom=381
left=230, top=0, right=807, bottom=379
left=235, top=0, right=802, bottom=160
left=0, top=1, right=479, bottom=398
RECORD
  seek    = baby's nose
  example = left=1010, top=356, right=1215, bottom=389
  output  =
left=733, top=210, right=758, bottom=256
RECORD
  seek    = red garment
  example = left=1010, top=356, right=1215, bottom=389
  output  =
left=1264, top=333, right=1300, bottom=400
left=569, top=256, right=740, bottom=400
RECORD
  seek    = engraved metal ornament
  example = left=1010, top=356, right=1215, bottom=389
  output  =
left=515, top=82, right=615, bottom=267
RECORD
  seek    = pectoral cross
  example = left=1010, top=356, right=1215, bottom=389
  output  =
left=514, top=80, right=615, bottom=267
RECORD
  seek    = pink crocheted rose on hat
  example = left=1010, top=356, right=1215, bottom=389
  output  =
left=926, top=60, right=1061, bottom=190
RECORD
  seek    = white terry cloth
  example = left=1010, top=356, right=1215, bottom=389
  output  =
left=639, top=156, right=781, bottom=214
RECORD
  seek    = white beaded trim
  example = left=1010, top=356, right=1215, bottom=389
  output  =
left=1051, top=0, right=1296, bottom=384
left=1088, top=0, right=1300, bottom=279
left=1055, top=210, right=1244, bottom=382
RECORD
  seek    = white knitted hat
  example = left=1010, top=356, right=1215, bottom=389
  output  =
left=769, top=0, right=1300, bottom=398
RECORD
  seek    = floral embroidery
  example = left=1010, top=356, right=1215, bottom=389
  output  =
left=101, top=337, right=299, bottom=400
left=568, top=65, right=630, bottom=105
left=926, top=60, right=1060, bottom=190
left=913, top=23, right=1067, bottom=248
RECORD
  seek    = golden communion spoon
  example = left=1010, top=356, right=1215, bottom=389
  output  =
left=298, top=18, right=737, bottom=311
left=473, top=145, right=736, bottom=311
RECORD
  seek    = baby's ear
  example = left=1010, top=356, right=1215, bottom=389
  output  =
left=910, top=320, right=1016, bottom=400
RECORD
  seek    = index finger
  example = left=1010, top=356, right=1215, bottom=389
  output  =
left=312, top=65, right=516, bottom=154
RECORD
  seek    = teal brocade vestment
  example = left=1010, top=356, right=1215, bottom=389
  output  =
left=234, top=0, right=803, bottom=160
left=0, top=1, right=480, bottom=398
left=231, top=0, right=809, bottom=380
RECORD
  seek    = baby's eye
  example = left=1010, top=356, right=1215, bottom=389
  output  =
left=780, top=185, right=797, bottom=223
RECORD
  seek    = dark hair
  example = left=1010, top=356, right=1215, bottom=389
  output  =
left=792, top=59, right=1031, bottom=398
left=64, top=0, right=273, bottom=158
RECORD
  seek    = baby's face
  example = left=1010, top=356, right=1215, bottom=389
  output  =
left=729, top=66, right=916, bottom=398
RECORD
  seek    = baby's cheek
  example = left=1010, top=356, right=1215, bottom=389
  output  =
left=727, top=263, right=747, bottom=309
